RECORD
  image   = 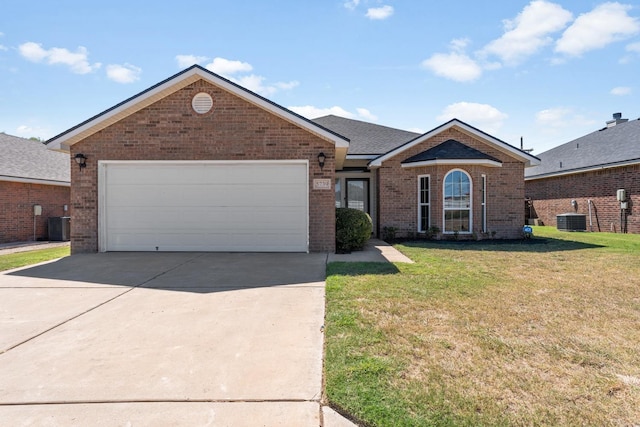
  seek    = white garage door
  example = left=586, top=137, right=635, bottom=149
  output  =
left=99, top=161, right=308, bottom=252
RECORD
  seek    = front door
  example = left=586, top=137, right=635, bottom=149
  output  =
left=345, top=179, right=369, bottom=213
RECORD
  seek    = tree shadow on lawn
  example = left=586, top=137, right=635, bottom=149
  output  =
left=399, top=236, right=604, bottom=253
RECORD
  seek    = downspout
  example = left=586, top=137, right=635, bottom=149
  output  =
left=587, top=199, right=593, bottom=232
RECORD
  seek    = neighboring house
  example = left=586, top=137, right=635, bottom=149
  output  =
left=525, top=113, right=640, bottom=234
left=0, top=133, right=70, bottom=243
left=46, top=65, right=539, bottom=254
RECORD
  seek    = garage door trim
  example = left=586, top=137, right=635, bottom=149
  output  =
left=98, top=160, right=309, bottom=252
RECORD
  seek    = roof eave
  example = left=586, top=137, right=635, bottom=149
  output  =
left=401, top=159, right=503, bottom=168
left=525, top=158, right=640, bottom=181
left=369, top=119, right=541, bottom=168
left=46, top=65, right=350, bottom=154
left=0, top=175, right=71, bottom=187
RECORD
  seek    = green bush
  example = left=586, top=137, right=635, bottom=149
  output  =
left=336, top=208, right=372, bottom=252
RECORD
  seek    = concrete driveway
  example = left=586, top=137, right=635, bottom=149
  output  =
left=0, top=252, right=331, bottom=426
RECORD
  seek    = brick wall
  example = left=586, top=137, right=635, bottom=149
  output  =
left=525, top=164, right=640, bottom=233
left=0, top=181, right=70, bottom=243
left=70, top=79, right=336, bottom=253
left=377, top=128, right=525, bottom=239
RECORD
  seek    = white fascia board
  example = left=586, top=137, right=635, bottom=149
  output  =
left=401, top=159, right=503, bottom=168
left=369, top=119, right=540, bottom=168
left=0, top=176, right=70, bottom=187
left=525, top=159, right=640, bottom=181
left=48, top=67, right=349, bottom=151
left=346, top=154, right=378, bottom=160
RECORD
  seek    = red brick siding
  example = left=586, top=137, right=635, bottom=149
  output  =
left=70, top=80, right=335, bottom=253
left=378, top=128, right=525, bottom=239
left=525, top=164, right=640, bottom=233
left=0, top=181, right=70, bottom=243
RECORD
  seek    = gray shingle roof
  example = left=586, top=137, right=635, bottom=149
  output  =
left=0, top=133, right=70, bottom=184
left=312, top=115, right=419, bottom=155
left=403, top=139, right=502, bottom=164
left=525, top=118, right=640, bottom=178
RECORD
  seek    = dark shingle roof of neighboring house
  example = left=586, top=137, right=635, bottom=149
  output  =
left=312, top=115, right=420, bottom=155
left=0, top=133, right=70, bottom=185
left=403, top=139, right=502, bottom=164
left=525, top=118, right=640, bottom=179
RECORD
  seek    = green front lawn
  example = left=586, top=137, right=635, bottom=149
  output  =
left=0, top=247, right=70, bottom=272
left=325, top=227, right=640, bottom=426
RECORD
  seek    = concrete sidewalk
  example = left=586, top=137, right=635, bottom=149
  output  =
left=327, top=238, right=414, bottom=263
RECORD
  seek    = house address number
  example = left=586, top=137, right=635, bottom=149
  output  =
left=313, top=179, right=332, bottom=190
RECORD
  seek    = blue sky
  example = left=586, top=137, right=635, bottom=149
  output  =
left=1, top=0, right=638, bottom=154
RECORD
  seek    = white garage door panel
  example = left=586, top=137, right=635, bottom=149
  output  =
left=107, top=183, right=305, bottom=207
left=101, top=162, right=308, bottom=252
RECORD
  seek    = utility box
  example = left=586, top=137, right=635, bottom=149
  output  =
left=48, top=217, right=71, bottom=241
left=557, top=213, right=586, bottom=232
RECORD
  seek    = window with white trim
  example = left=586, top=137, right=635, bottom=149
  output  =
left=481, top=174, right=487, bottom=233
left=443, top=169, right=472, bottom=233
left=418, top=175, right=430, bottom=232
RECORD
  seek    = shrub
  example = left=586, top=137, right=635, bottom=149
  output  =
left=336, top=208, right=372, bottom=252
left=382, top=226, right=397, bottom=242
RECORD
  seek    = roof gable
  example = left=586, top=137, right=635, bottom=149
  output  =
left=369, top=119, right=540, bottom=168
left=46, top=65, right=349, bottom=167
left=0, top=133, right=69, bottom=185
left=526, top=118, right=640, bottom=179
left=402, top=139, right=502, bottom=168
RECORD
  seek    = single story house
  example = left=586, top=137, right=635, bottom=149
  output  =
left=46, top=65, right=539, bottom=254
left=525, top=113, right=639, bottom=234
left=0, top=132, right=70, bottom=243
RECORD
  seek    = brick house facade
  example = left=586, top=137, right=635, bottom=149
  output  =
left=526, top=165, right=639, bottom=233
left=0, top=181, right=69, bottom=243
left=47, top=66, right=536, bottom=253
left=1, top=133, right=70, bottom=244
left=48, top=66, right=346, bottom=254
left=375, top=128, right=526, bottom=239
left=525, top=114, right=640, bottom=234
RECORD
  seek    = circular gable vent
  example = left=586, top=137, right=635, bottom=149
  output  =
left=192, top=92, right=213, bottom=114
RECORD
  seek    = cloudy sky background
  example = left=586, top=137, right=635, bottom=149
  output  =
left=1, top=0, right=638, bottom=153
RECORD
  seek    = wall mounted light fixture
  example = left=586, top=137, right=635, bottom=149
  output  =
left=74, top=153, right=87, bottom=170
left=317, top=152, right=326, bottom=170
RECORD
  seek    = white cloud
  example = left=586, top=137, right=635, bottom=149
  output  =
left=0, top=45, right=7, bottom=51
left=611, top=86, right=632, bottom=95
left=627, top=41, right=640, bottom=52
left=407, top=127, right=425, bottom=134
left=176, top=54, right=208, bottom=68
left=205, top=57, right=253, bottom=76
left=356, top=108, right=378, bottom=121
left=481, top=0, right=572, bottom=66
left=106, top=63, right=142, bottom=83
left=200, top=57, right=298, bottom=97
left=421, top=52, right=482, bottom=82
left=535, top=107, right=572, bottom=127
left=289, top=105, right=377, bottom=121
left=535, top=107, right=595, bottom=130
left=366, top=5, right=394, bottom=20
left=344, top=0, right=360, bottom=10
left=15, top=124, right=51, bottom=139
left=555, top=2, right=640, bottom=57
left=231, top=74, right=298, bottom=97
left=18, top=42, right=101, bottom=74
left=437, top=102, right=508, bottom=133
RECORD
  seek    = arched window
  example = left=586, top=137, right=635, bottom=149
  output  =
left=443, top=169, right=472, bottom=233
